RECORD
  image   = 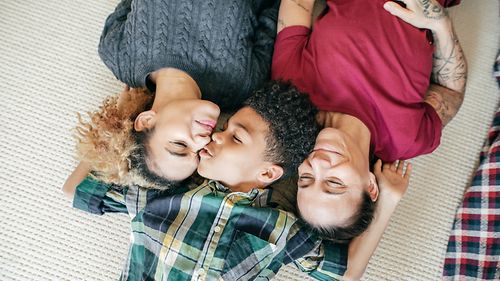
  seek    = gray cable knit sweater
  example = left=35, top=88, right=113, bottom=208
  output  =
left=98, top=0, right=279, bottom=110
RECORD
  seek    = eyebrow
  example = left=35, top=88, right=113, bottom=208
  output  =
left=298, top=183, right=346, bottom=197
left=233, top=121, right=250, bottom=134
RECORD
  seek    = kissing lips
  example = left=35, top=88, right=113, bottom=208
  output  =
left=199, top=146, right=213, bottom=159
left=198, top=119, right=216, bottom=129
left=196, top=119, right=216, bottom=133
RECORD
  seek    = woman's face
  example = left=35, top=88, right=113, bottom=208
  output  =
left=139, top=98, right=220, bottom=181
left=296, top=128, right=372, bottom=227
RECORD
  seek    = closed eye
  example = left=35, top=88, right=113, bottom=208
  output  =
left=326, top=180, right=345, bottom=188
left=298, top=175, right=314, bottom=188
left=167, top=141, right=189, bottom=157
left=233, top=135, right=242, bottom=143
left=172, top=141, right=187, bottom=148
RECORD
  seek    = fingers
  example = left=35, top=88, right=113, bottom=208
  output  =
left=396, top=160, right=405, bottom=174
left=383, top=1, right=414, bottom=23
left=404, top=163, right=412, bottom=179
left=391, top=161, right=399, bottom=172
left=380, top=160, right=412, bottom=177
left=382, top=161, right=392, bottom=172
left=374, top=159, right=383, bottom=176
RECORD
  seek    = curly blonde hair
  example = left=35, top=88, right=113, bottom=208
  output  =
left=75, top=87, right=159, bottom=188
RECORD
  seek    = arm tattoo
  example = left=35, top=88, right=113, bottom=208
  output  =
left=287, top=0, right=310, bottom=12
left=422, top=1, right=466, bottom=126
left=432, top=33, right=467, bottom=91
left=431, top=27, right=467, bottom=94
left=424, top=84, right=464, bottom=126
left=418, top=0, right=445, bottom=20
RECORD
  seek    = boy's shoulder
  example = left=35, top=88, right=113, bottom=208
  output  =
left=265, top=176, right=298, bottom=214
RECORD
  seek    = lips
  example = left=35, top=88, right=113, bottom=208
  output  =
left=195, top=120, right=216, bottom=137
left=199, top=145, right=214, bottom=159
left=313, top=144, right=342, bottom=156
left=197, top=119, right=216, bottom=129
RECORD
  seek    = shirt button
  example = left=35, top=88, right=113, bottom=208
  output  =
left=198, top=268, right=205, bottom=274
left=214, top=226, right=221, bottom=233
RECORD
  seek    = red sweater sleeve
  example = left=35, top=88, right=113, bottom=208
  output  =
left=272, top=26, right=310, bottom=81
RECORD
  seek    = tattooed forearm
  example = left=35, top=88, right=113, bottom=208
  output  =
left=425, top=16, right=466, bottom=125
left=424, top=84, right=464, bottom=126
left=418, top=0, right=445, bottom=20
left=432, top=36, right=467, bottom=92
left=431, top=20, right=467, bottom=94
left=287, top=0, right=311, bottom=12
left=277, top=0, right=314, bottom=32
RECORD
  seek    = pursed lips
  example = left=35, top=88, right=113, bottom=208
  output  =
left=313, top=148, right=343, bottom=157
left=199, top=144, right=214, bottom=158
left=196, top=119, right=216, bottom=131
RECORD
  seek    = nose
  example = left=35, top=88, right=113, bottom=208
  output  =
left=191, top=134, right=211, bottom=152
left=211, top=131, right=223, bottom=144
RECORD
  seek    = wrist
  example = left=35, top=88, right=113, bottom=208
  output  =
left=379, top=190, right=403, bottom=206
left=430, top=16, right=452, bottom=35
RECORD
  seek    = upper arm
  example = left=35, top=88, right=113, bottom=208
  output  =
left=277, top=0, right=316, bottom=33
left=271, top=26, right=310, bottom=80
left=424, top=83, right=464, bottom=127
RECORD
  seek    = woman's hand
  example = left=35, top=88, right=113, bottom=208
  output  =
left=383, top=0, right=449, bottom=32
left=373, top=159, right=412, bottom=204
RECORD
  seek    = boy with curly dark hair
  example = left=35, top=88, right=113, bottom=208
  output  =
left=64, top=81, right=351, bottom=280
left=197, top=81, right=319, bottom=192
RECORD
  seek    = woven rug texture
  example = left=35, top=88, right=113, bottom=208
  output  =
left=0, top=0, right=498, bottom=280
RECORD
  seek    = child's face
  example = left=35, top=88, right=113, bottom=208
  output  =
left=197, top=107, right=270, bottom=191
left=141, top=99, right=220, bottom=181
left=296, top=127, right=372, bottom=226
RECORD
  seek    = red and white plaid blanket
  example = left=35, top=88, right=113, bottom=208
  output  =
left=442, top=60, right=500, bottom=279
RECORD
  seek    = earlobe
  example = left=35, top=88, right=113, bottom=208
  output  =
left=368, top=173, right=380, bottom=202
left=134, top=110, right=157, bottom=131
left=257, top=165, right=284, bottom=186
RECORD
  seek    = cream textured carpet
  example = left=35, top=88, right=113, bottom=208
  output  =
left=0, top=0, right=498, bottom=280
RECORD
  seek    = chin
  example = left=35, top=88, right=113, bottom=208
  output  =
left=196, top=164, right=211, bottom=179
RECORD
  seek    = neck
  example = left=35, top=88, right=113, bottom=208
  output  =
left=151, top=68, right=201, bottom=112
left=223, top=180, right=262, bottom=193
left=321, top=111, right=372, bottom=157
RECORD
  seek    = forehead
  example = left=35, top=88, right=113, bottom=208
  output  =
left=229, top=107, right=269, bottom=136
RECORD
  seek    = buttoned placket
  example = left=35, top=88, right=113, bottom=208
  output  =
left=192, top=186, right=260, bottom=280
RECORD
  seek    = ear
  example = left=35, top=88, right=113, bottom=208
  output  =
left=257, top=164, right=284, bottom=186
left=134, top=110, right=157, bottom=131
left=367, top=172, right=380, bottom=202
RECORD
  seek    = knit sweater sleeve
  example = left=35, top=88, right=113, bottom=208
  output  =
left=98, top=0, right=133, bottom=85
left=246, top=0, right=279, bottom=92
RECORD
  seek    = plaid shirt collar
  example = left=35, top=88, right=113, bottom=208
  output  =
left=73, top=176, right=348, bottom=280
left=209, top=179, right=263, bottom=204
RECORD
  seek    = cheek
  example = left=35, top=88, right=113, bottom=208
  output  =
left=296, top=190, right=312, bottom=213
left=155, top=122, right=177, bottom=139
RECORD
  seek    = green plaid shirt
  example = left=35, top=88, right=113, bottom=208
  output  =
left=74, top=176, right=347, bottom=280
